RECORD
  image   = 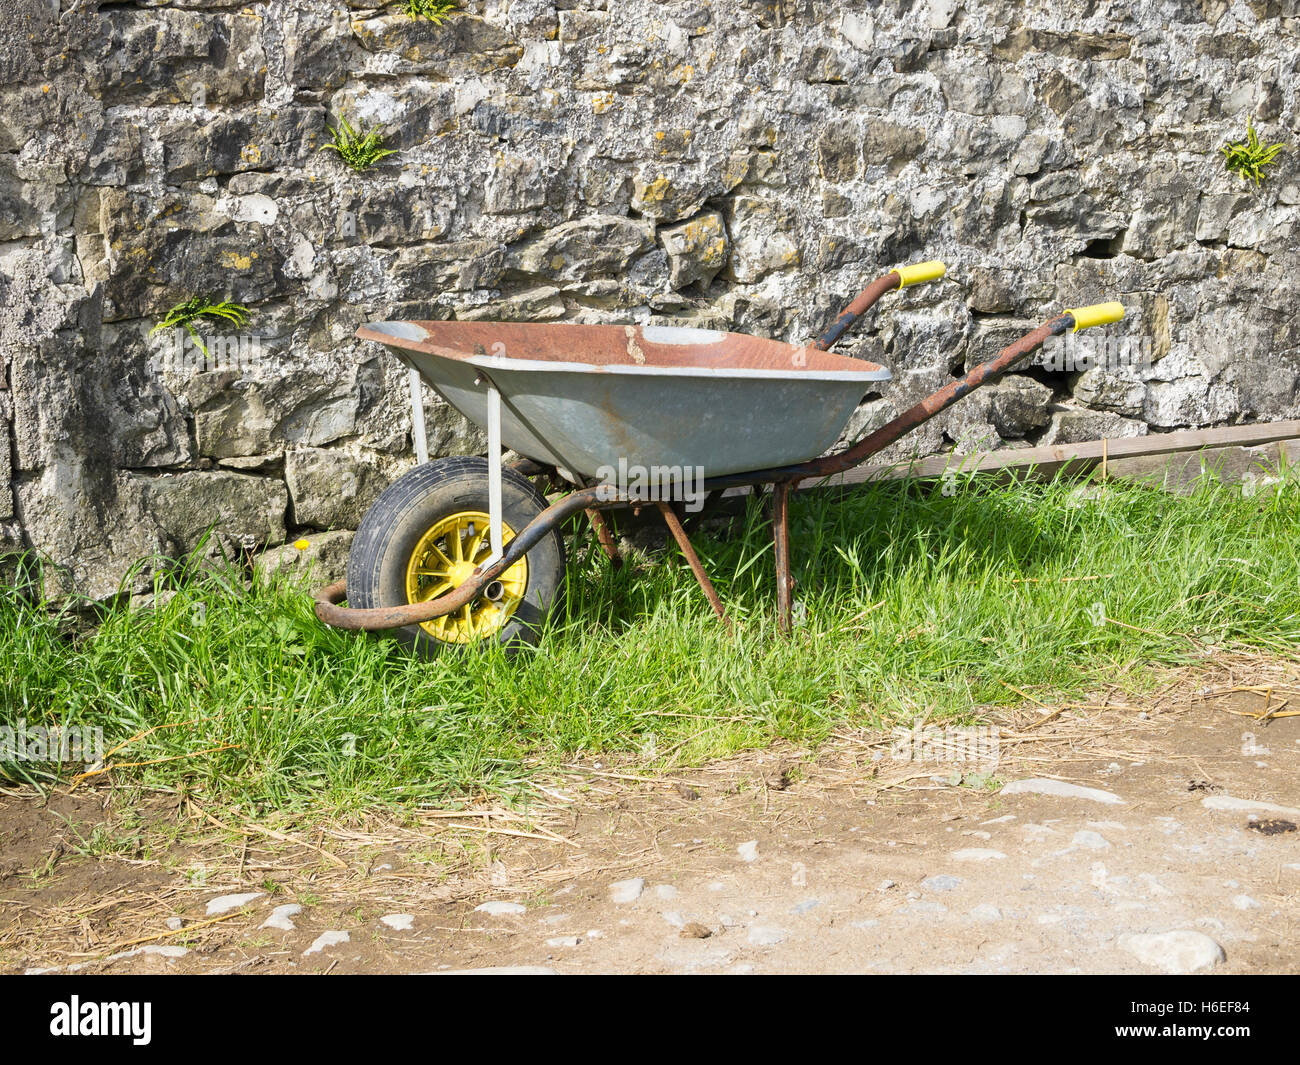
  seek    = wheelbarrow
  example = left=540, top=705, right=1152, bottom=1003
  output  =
left=313, top=261, right=1124, bottom=655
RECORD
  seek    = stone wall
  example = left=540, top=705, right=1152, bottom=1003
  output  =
left=2, top=0, right=1298, bottom=598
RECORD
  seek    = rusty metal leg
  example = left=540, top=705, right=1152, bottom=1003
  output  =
left=585, top=508, right=622, bottom=569
left=772, top=481, right=794, bottom=634
left=655, top=502, right=729, bottom=627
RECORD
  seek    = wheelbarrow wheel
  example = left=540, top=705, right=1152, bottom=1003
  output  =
left=346, top=456, right=566, bottom=658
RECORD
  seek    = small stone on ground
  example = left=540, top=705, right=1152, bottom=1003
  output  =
left=303, top=931, right=350, bottom=957
left=475, top=901, right=527, bottom=916
left=1118, top=930, right=1225, bottom=973
left=1001, top=779, right=1124, bottom=804
left=609, top=878, right=645, bottom=904
left=380, top=913, right=415, bottom=930
left=261, top=904, right=302, bottom=931
left=747, top=925, right=788, bottom=946
left=205, top=892, right=263, bottom=916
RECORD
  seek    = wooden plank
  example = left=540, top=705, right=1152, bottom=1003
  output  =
left=616, top=421, right=1300, bottom=527
left=817, top=418, right=1300, bottom=488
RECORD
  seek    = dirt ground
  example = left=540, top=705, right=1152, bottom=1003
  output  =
left=3, top=655, right=1299, bottom=975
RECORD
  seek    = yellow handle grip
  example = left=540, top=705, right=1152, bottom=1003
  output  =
left=1066, top=301, right=1125, bottom=331
left=894, top=260, right=947, bottom=288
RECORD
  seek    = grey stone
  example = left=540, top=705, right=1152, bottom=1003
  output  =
left=967, top=269, right=1016, bottom=313
left=1118, top=931, right=1225, bottom=973
left=254, top=530, right=355, bottom=586
left=475, top=901, right=527, bottom=916
left=659, top=211, right=729, bottom=289
left=988, top=378, right=1054, bottom=438
left=747, top=925, right=789, bottom=946
left=511, top=216, right=654, bottom=283
left=951, top=849, right=1007, bottom=862
left=1001, top=779, right=1125, bottom=805
left=285, top=448, right=392, bottom=531
left=727, top=197, right=800, bottom=283
left=302, top=930, right=350, bottom=956
left=1071, top=831, right=1111, bottom=851
left=205, top=892, right=263, bottom=916
left=349, top=14, right=523, bottom=76
left=380, top=913, right=415, bottom=930
left=1073, top=368, right=1146, bottom=418
left=261, top=904, right=303, bottom=931
left=192, top=373, right=364, bottom=461
left=91, top=9, right=266, bottom=106
left=922, top=874, right=963, bottom=892
left=141, top=471, right=288, bottom=556
left=630, top=167, right=725, bottom=223
left=608, top=878, right=645, bottom=904
left=1203, top=795, right=1300, bottom=817
left=1038, top=409, right=1149, bottom=446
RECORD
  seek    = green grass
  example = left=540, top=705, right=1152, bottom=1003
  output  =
left=3, top=472, right=1298, bottom=814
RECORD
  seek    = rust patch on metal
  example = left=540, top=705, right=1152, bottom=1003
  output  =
left=813, top=271, right=902, bottom=351
left=623, top=325, right=647, bottom=365
left=355, top=321, right=887, bottom=376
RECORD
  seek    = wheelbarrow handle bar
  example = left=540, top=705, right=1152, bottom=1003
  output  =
left=802, top=314, right=1070, bottom=480
left=705, top=311, right=1081, bottom=490
left=813, top=260, right=948, bottom=352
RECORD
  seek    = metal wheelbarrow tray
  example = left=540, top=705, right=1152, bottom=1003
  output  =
left=315, top=260, right=1126, bottom=651
left=355, top=321, right=892, bottom=480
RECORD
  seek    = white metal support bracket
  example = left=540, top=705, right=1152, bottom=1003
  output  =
left=408, top=366, right=429, bottom=465
left=485, top=381, right=504, bottom=566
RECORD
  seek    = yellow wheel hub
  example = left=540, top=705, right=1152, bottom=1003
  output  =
left=404, top=510, right=528, bottom=645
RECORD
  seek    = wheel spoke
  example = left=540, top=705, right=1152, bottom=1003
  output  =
left=466, top=527, right=486, bottom=561
left=419, top=578, right=454, bottom=601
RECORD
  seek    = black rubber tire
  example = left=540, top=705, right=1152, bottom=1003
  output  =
left=346, top=457, right=566, bottom=658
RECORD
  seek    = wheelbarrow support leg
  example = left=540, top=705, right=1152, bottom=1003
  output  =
left=656, top=502, right=729, bottom=628
left=586, top=508, right=622, bottom=568
left=772, top=481, right=794, bottom=634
